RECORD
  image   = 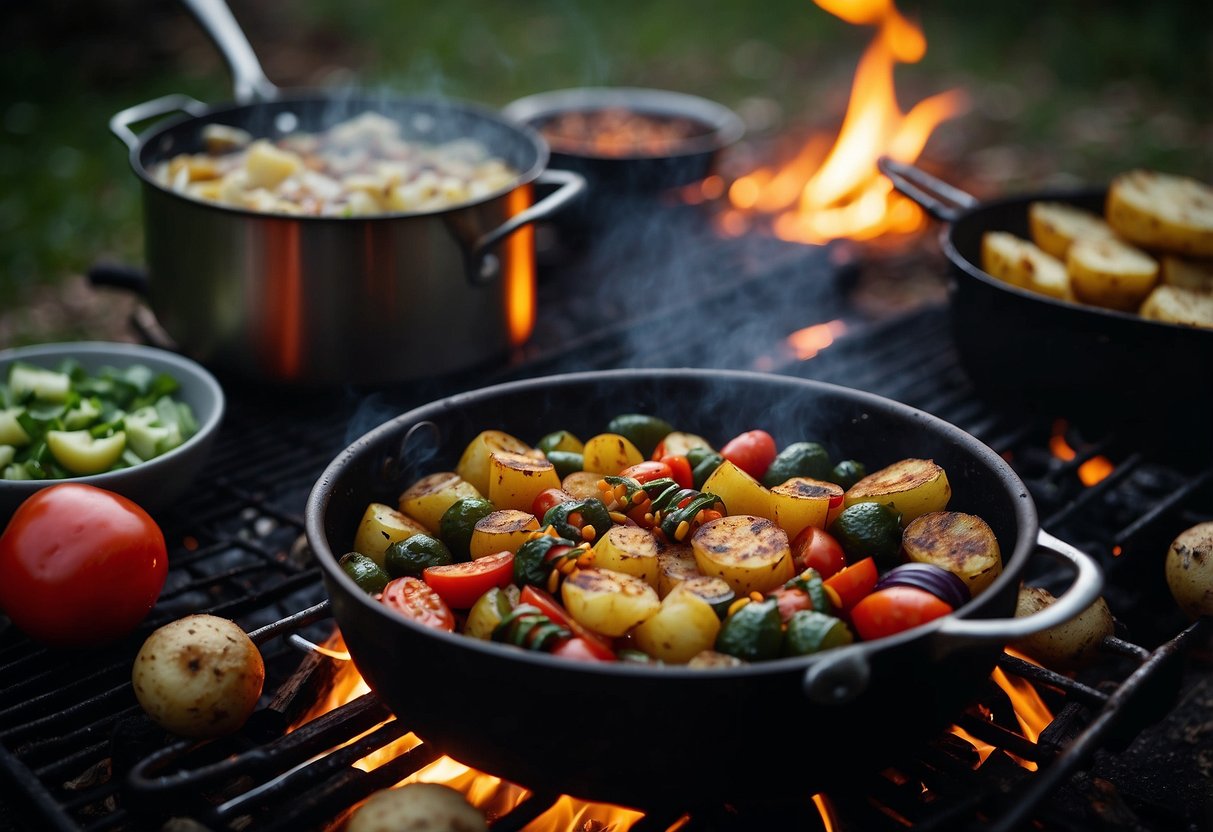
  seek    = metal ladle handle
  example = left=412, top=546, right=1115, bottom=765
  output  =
left=181, top=0, right=279, bottom=103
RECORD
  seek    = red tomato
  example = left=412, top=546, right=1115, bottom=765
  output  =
left=659, top=455, right=694, bottom=489
left=849, top=586, right=953, bottom=641
left=519, top=585, right=616, bottom=659
left=423, top=551, right=514, bottom=609
left=619, top=460, right=673, bottom=484
left=0, top=483, right=167, bottom=647
left=790, top=526, right=847, bottom=578
left=719, top=430, right=778, bottom=479
left=532, top=487, right=576, bottom=520
left=381, top=577, right=456, bottom=631
left=822, top=556, right=878, bottom=612
left=551, top=637, right=616, bottom=662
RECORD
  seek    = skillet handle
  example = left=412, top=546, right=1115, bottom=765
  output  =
left=802, top=529, right=1103, bottom=705
left=466, top=169, right=587, bottom=285
left=181, top=0, right=279, bottom=103
left=110, top=94, right=210, bottom=150
left=878, top=156, right=980, bottom=223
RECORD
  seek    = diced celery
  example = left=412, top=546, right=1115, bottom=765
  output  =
left=9, top=364, right=71, bottom=402
left=0, top=445, right=14, bottom=467
left=0, top=409, right=31, bottom=446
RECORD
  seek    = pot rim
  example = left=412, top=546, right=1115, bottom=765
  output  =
left=306, top=367, right=1040, bottom=678
left=123, top=90, right=554, bottom=222
left=501, top=86, right=746, bottom=161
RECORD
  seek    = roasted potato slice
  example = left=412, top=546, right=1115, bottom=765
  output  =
left=561, top=568, right=661, bottom=637
left=657, top=545, right=703, bottom=597
left=632, top=590, right=722, bottom=663
left=1067, top=235, right=1160, bottom=312
left=768, top=477, right=833, bottom=540
left=1028, top=200, right=1116, bottom=260
left=593, top=525, right=661, bottom=587
left=353, top=502, right=430, bottom=567
left=902, top=510, right=1002, bottom=596
left=1106, top=169, right=1213, bottom=257
left=397, top=472, right=482, bottom=532
left=487, top=451, right=562, bottom=512
left=455, top=430, right=535, bottom=496
left=561, top=470, right=604, bottom=500
left=691, top=515, right=793, bottom=595
left=981, top=231, right=1070, bottom=299
left=843, top=458, right=950, bottom=524
left=469, top=509, right=540, bottom=559
left=1161, top=255, right=1213, bottom=293
left=701, top=459, right=772, bottom=520
left=1138, top=284, right=1213, bottom=328
left=581, top=433, right=644, bottom=475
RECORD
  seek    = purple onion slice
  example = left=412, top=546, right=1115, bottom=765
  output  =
left=875, top=562, right=971, bottom=609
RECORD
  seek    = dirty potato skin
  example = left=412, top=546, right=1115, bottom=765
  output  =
left=1011, top=586, right=1114, bottom=670
left=132, top=614, right=265, bottom=739
left=347, top=783, right=487, bottom=832
left=1165, top=521, right=1213, bottom=619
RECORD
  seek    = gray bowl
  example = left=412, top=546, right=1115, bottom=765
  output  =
left=0, top=341, right=225, bottom=523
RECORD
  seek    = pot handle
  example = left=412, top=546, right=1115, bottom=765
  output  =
left=466, top=169, right=587, bottom=285
left=181, top=0, right=279, bottom=104
left=110, top=94, right=211, bottom=151
left=877, top=156, right=980, bottom=224
left=801, top=529, right=1103, bottom=705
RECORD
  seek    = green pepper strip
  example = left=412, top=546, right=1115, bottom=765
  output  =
left=514, top=535, right=579, bottom=588
left=686, top=448, right=724, bottom=489
left=660, top=491, right=726, bottom=541
left=493, top=604, right=571, bottom=651
left=601, top=475, right=647, bottom=510
left=542, top=498, right=613, bottom=543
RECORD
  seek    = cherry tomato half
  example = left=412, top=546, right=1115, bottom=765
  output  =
left=381, top=577, right=456, bottom=631
left=849, top=586, right=953, bottom=641
left=769, top=585, right=813, bottom=624
left=551, top=637, right=616, bottom=663
left=532, top=487, right=576, bottom=521
left=0, top=483, right=167, bottom=647
left=790, top=526, right=847, bottom=579
left=619, top=460, right=673, bottom=484
left=423, top=551, right=514, bottom=609
left=822, top=556, right=878, bottom=612
left=519, top=585, right=616, bottom=660
left=719, top=430, right=778, bottom=480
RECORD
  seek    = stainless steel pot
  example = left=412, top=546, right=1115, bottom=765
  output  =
left=108, top=0, right=584, bottom=386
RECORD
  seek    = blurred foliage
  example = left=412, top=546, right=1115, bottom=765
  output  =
left=1, top=0, right=1209, bottom=324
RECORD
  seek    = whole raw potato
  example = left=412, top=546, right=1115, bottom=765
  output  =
left=132, top=614, right=265, bottom=738
left=347, top=783, right=487, bottom=832
left=1165, top=521, right=1213, bottom=619
left=1011, top=585, right=1114, bottom=670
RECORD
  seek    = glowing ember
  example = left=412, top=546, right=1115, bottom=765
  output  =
left=1048, top=419, right=1116, bottom=486
left=787, top=319, right=848, bottom=360
left=724, top=0, right=967, bottom=243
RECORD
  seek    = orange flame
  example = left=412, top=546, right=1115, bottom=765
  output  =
left=725, top=0, right=967, bottom=243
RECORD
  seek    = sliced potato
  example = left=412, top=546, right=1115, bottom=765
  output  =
left=455, top=430, right=535, bottom=496
left=1028, top=200, right=1117, bottom=259
left=244, top=139, right=303, bottom=189
left=592, top=525, right=661, bottom=588
left=1106, top=169, right=1213, bottom=257
left=397, top=471, right=482, bottom=532
left=843, top=458, right=951, bottom=523
left=701, top=459, right=772, bottom=520
left=1160, top=255, right=1213, bottom=293
left=561, top=470, right=604, bottom=500
left=656, top=545, right=703, bottom=598
left=353, top=502, right=430, bottom=567
left=486, top=451, right=561, bottom=512
left=981, top=231, right=1068, bottom=295
left=632, top=591, right=722, bottom=663
left=1011, top=585, right=1113, bottom=670
left=1139, top=284, right=1213, bottom=329
left=561, top=568, right=661, bottom=637
left=691, top=514, right=793, bottom=595
left=581, top=433, right=644, bottom=475
left=469, top=509, right=540, bottom=559
left=1164, top=521, right=1213, bottom=619
left=686, top=649, right=745, bottom=669
left=768, top=477, right=833, bottom=540
left=1067, top=235, right=1160, bottom=311
left=902, top=510, right=1002, bottom=596
left=658, top=431, right=713, bottom=457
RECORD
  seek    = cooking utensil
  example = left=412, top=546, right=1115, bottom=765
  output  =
left=107, top=0, right=584, bottom=387
left=879, top=158, right=1213, bottom=428
left=305, top=368, right=1102, bottom=808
